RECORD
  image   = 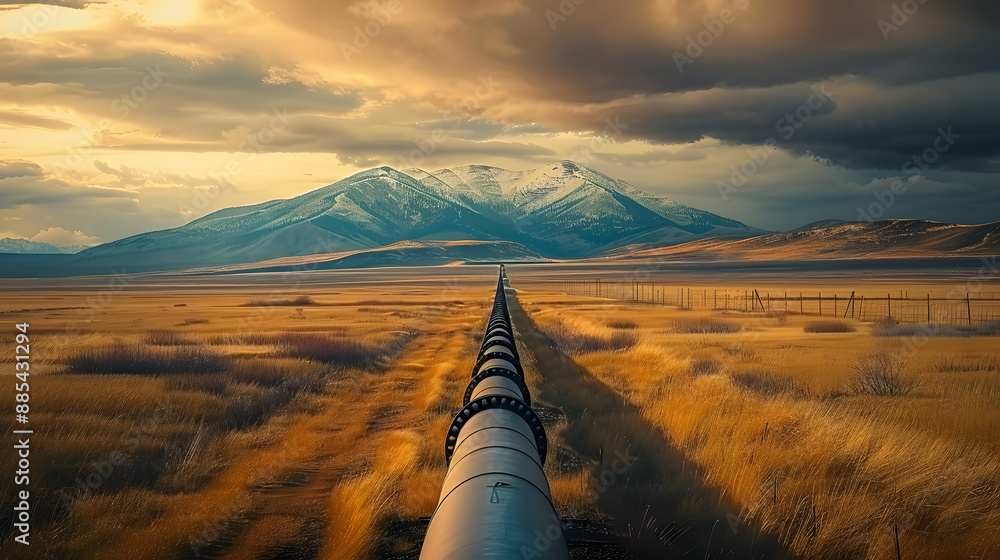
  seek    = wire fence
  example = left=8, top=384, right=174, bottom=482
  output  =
left=555, top=280, right=1000, bottom=326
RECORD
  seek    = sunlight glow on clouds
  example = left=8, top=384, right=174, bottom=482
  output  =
left=0, top=0, right=997, bottom=242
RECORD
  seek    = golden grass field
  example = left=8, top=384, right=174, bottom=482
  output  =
left=0, top=279, right=605, bottom=560
left=518, top=285, right=1000, bottom=559
left=0, top=270, right=998, bottom=559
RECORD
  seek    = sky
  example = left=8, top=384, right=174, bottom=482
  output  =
left=0, top=0, right=997, bottom=245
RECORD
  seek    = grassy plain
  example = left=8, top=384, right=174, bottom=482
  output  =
left=517, top=285, right=1000, bottom=559
left=0, top=281, right=600, bottom=559
left=1, top=268, right=997, bottom=559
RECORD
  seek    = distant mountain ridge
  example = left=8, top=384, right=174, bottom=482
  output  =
left=605, top=219, right=1000, bottom=261
left=0, top=237, right=89, bottom=254
left=74, top=161, right=763, bottom=272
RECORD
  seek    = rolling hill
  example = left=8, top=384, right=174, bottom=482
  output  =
left=602, top=219, right=1000, bottom=261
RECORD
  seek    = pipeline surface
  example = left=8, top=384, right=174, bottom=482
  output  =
left=419, top=266, right=570, bottom=560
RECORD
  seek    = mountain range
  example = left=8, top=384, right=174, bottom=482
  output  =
left=71, top=161, right=761, bottom=272
left=0, top=237, right=90, bottom=254
left=4, top=161, right=997, bottom=277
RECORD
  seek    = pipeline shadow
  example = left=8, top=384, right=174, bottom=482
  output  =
left=505, top=284, right=795, bottom=559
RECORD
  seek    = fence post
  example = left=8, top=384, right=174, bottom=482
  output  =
left=927, top=294, right=931, bottom=323
left=967, top=293, right=972, bottom=325
left=894, top=523, right=901, bottom=560
left=819, top=292, right=822, bottom=316
left=888, top=293, right=891, bottom=319
left=800, top=292, right=803, bottom=314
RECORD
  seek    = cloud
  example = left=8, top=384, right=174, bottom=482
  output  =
left=0, top=159, right=46, bottom=179
left=30, top=226, right=100, bottom=245
left=0, top=0, right=998, bottom=240
left=0, top=170, right=132, bottom=209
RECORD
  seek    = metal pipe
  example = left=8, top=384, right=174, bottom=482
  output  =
left=420, top=266, right=569, bottom=560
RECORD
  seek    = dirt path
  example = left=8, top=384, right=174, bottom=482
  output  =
left=90, top=305, right=479, bottom=560
left=506, top=285, right=795, bottom=559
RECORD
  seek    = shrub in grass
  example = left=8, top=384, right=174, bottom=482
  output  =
left=932, top=354, right=1000, bottom=373
left=164, top=373, right=232, bottom=394
left=729, top=371, right=795, bottom=396
left=242, top=295, right=316, bottom=307
left=66, top=343, right=229, bottom=375
left=847, top=347, right=916, bottom=396
left=668, top=318, right=741, bottom=334
left=544, top=322, right=638, bottom=353
left=607, top=319, right=638, bottom=329
left=144, top=330, right=198, bottom=346
left=871, top=319, right=1000, bottom=338
left=803, top=320, right=856, bottom=333
left=689, top=358, right=720, bottom=376
left=275, top=333, right=374, bottom=366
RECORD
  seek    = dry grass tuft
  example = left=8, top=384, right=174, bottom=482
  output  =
left=689, top=358, right=720, bottom=376
left=933, top=353, right=1000, bottom=373
left=242, top=295, right=317, bottom=307
left=607, top=318, right=638, bottom=329
left=803, top=320, right=855, bottom=333
left=143, top=330, right=198, bottom=346
left=872, top=319, right=1000, bottom=338
left=545, top=320, right=638, bottom=353
left=729, top=371, right=795, bottom=397
left=668, top=317, right=741, bottom=334
left=275, top=333, right=372, bottom=365
left=65, top=343, right=229, bottom=375
left=320, top=431, right=420, bottom=560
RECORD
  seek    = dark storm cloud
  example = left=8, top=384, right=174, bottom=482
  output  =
left=251, top=0, right=1000, bottom=173
left=609, top=74, right=1000, bottom=173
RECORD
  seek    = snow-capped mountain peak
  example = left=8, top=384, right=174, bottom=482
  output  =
left=76, top=161, right=763, bottom=270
